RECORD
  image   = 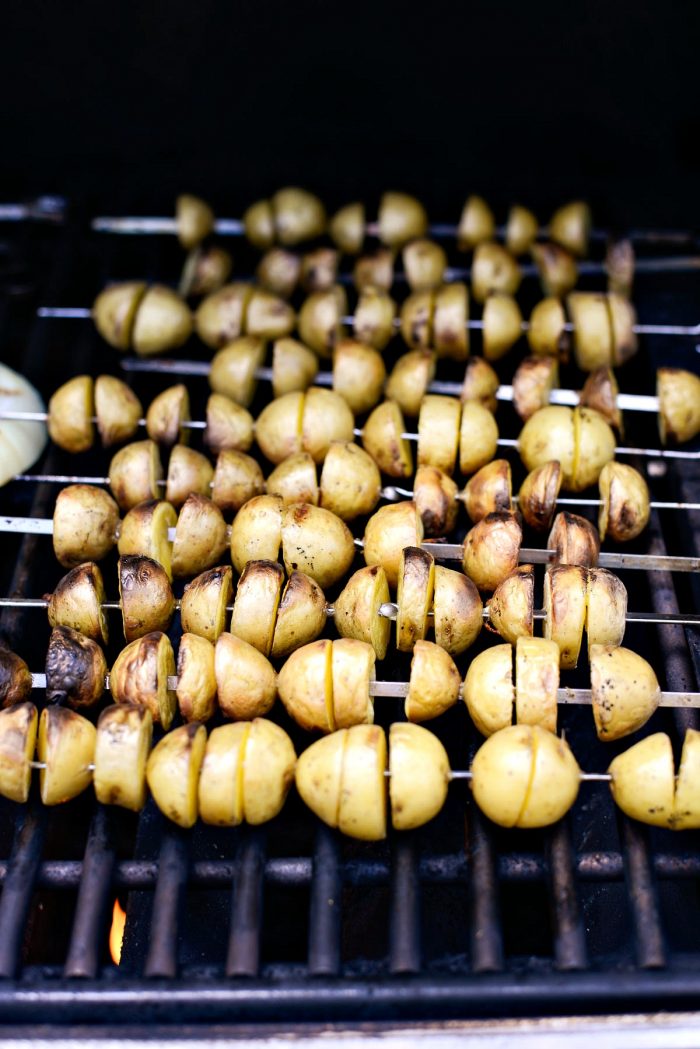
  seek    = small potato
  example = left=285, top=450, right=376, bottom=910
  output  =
left=531, top=242, right=578, bottom=298
left=165, top=445, right=214, bottom=508
left=271, top=337, right=318, bottom=398
left=242, top=718, right=296, bottom=824
left=278, top=638, right=334, bottom=732
left=319, top=442, right=381, bottom=521
left=334, top=565, right=392, bottom=660
left=215, top=632, right=277, bottom=721
left=567, top=293, right=613, bottom=372
left=38, top=706, right=96, bottom=806
left=512, top=356, right=558, bottom=421
left=301, top=387, right=355, bottom=463
left=573, top=407, right=616, bottom=491
left=363, top=502, right=423, bottom=589
left=0, top=702, right=38, bottom=803
left=281, top=502, right=355, bottom=589
left=256, top=248, right=301, bottom=298
left=180, top=243, right=232, bottom=298
left=331, top=638, right=375, bottom=729
left=295, top=729, right=345, bottom=827
left=176, top=193, right=214, bottom=249
left=245, top=288, right=295, bottom=340
left=117, top=500, right=176, bottom=580
left=378, top=192, right=428, bottom=247
left=255, top=392, right=304, bottom=464
left=405, top=640, right=461, bottom=722
left=297, top=287, right=346, bottom=358
left=48, top=561, right=109, bottom=645
left=146, top=384, right=190, bottom=448
left=608, top=733, right=675, bottom=828
left=672, top=729, right=700, bottom=830
left=146, top=723, right=207, bottom=828
left=48, top=375, right=94, bottom=453
left=362, top=400, right=413, bottom=478
left=402, top=238, right=447, bottom=291
left=266, top=453, right=319, bottom=506
left=482, top=293, right=523, bottom=360
left=353, top=287, right=397, bottom=350
left=180, top=565, right=234, bottom=643
left=460, top=357, right=500, bottom=414
left=205, top=393, right=254, bottom=455
left=229, top=559, right=284, bottom=657
left=505, top=204, right=538, bottom=256
left=45, top=626, right=106, bottom=709
left=462, top=459, right=512, bottom=524
left=53, top=485, right=120, bottom=568
left=418, top=394, right=461, bottom=475
left=109, top=439, right=163, bottom=512
left=354, top=248, right=395, bottom=291
left=92, top=281, right=146, bottom=351
left=243, top=199, right=274, bottom=249
left=272, top=186, right=326, bottom=245
left=330, top=201, right=365, bottom=254
left=110, top=631, right=176, bottom=728
left=414, top=464, right=459, bottom=537
left=457, top=195, right=495, bottom=250
left=579, top=367, right=623, bottom=436
left=487, top=564, right=534, bottom=645
left=172, top=494, right=228, bottom=578
left=208, top=336, right=265, bottom=408
left=657, top=368, right=700, bottom=445
left=396, top=546, right=435, bottom=652
left=270, top=571, right=327, bottom=659
left=518, top=406, right=575, bottom=489
left=94, top=704, right=152, bottom=812
left=119, top=555, right=176, bottom=647
left=132, top=285, right=193, bottom=357
left=549, top=201, right=591, bottom=257
left=433, top=282, right=469, bottom=361
left=332, top=339, right=386, bottom=414
left=459, top=401, right=499, bottom=476
left=543, top=564, right=587, bottom=670
left=338, top=724, right=387, bottom=841
left=176, top=632, right=217, bottom=723
left=608, top=293, right=638, bottom=366
left=605, top=238, right=635, bottom=299
left=211, top=449, right=264, bottom=515
left=433, top=565, right=483, bottom=656
left=94, top=375, right=143, bottom=448
left=471, top=244, right=521, bottom=304
left=385, top=351, right=436, bottom=417
left=229, top=494, right=283, bottom=573
left=598, top=461, right=650, bottom=543
left=590, top=644, right=659, bottom=742
left=518, top=727, right=580, bottom=828
left=389, top=722, right=450, bottom=831
left=0, top=646, right=32, bottom=709
left=587, top=568, right=627, bottom=655
left=195, top=283, right=253, bottom=347
left=400, top=289, right=433, bottom=351
left=464, top=644, right=514, bottom=737
left=527, top=297, right=568, bottom=358
left=462, top=510, right=522, bottom=593
left=515, top=636, right=559, bottom=733
left=518, top=461, right=562, bottom=532
left=199, top=722, right=249, bottom=826
left=547, top=512, right=600, bottom=567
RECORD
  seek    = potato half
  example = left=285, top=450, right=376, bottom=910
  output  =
left=0, top=702, right=38, bottom=803
left=242, top=718, right=296, bottom=825
left=277, top=638, right=334, bottom=733
left=147, top=723, right=207, bottom=828
left=45, top=625, right=107, bottom=709
left=38, top=706, right=96, bottom=806
left=176, top=633, right=217, bottom=723
left=334, top=565, right=392, bottom=660
left=462, top=510, right=522, bottom=593
left=94, top=704, right=153, bottom=811
left=515, top=636, right=559, bottom=734
left=48, top=561, right=109, bottom=644
left=229, top=559, right=284, bottom=657
left=462, top=459, right=512, bottom=524
left=363, top=502, right=423, bottom=589
left=487, top=564, right=534, bottom=645
left=119, top=554, right=176, bottom=641
left=464, top=644, right=514, bottom=737
left=518, top=461, right=562, bottom=532
left=389, top=722, right=450, bottom=830
left=543, top=564, right=587, bottom=670
left=657, top=368, right=700, bottom=445
left=281, top=503, right=355, bottom=589
left=215, top=633, right=277, bottom=721
left=199, top=722, right=249, bottom=826
left=110, top=631, right=176, bottom=728
left=590, top=644, right=659, bottom=741
left=598, top=462, right=650, bottom=543
left=53, top=485, right=120, bottom=568
left=180, top=564, right=234, bottom=643
left=362, top=400, right=413, bottom=477
left=396, top=547, right=435, bottom=652
left=608, top=733, right=674, bottom=828
left=338, top=724, right=387, bottom=841
left=270, top=571, right=328, bottom=660
left=432, top=565, right=483, bottom=656
left=406, top=639, right=461, bottom=723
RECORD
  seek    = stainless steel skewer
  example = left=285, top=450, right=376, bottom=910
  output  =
left=0, top=197, right=66, bottom=224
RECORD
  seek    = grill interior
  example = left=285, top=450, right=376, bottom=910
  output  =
left=0, top=205, right=699, bottom=1032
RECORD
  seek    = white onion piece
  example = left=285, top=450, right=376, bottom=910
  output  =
left=0, top=362, right=48, bottom=485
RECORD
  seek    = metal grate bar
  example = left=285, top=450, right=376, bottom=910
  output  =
left=619, top=816, right=667, bottom=968
left=545, top=821, right=587, bottom=970
left=0, top=805, right=45, bottom=978
left=389, top=835, right=421, bottom=974
left=468, top=805, right=504, bottom=973
left=144, top=826, right=189, bottom=979
left=307, top=825, right=341, bottom=976
left=226, top=828, right=266, bottom=977
left=63, top=806, right=116, bottom=978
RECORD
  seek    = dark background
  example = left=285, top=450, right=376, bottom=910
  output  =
left=1, top=1, right=699, bottom=227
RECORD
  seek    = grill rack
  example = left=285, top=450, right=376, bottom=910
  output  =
left=0, top=207, right=700, bottom=1030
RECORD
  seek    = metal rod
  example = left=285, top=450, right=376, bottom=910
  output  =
left=0, top=197, right=66, bottom=223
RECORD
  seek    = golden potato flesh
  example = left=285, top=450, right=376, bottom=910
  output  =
left=482, top=293, right=523, bottom=360
left=362, top=400, right=413, bottom=478
left=165, top=445, right=214, bottom=508
left=180, top=564, right=234, bottom=643
left=547, top=512, right=600, bottom=567
left=214, top=632, right=277, bottom=721
left=295, top=730, right=346, bottom=828
left=472, top=244, right=521, bottom=304
left=363, top=501, right=423, bottom=589
left=94, top=704, right=152, bottom=812
left=330, top=201, right=365, bottom=254
left=271, top=337, right=318, bottom=398
left=132, top=285, right=193, bottom=357
left=118, top=554, right=175, bottom=641
left=354, top=249, right=395, bottom=292
left=338, top=724, right=387, bottom=841
left=549, top=201, right=591, bottom=257
left=297, top=288, right=345, bottom=358
left=195, top=283, right=253, bottom=349
left=531, top=243, right=578, bottom=299
left=180, top=243, right=232, bottom=298
left=176, top=193, right=214, bottom=249
left=172, top=494, right=228, bottom=578
left=48, top=375, right=94, bottom=453
left=48, top=561, right=109, bottom=645
left=146, top=383, right=190, bottom=448
left=0, top=702, right=38, bottom=803
left=518, top=727, right=580, bottom=828
left=176, top=632, right=217, bottom=723
left=608, top=293, right=638, bottom=366
left=94, top=374, right=143, bottom=448
left=518, top=461, right=562, bottom=532
left=208, top=336, right=265, bottom=409
left=205, top=393, right=254, bottom=455
left=527, top=297, right=568, bottom=359
left=400, top=289, right=434, bottom=351
left=396, top=547, right=435, bottom=652
left=301, top=387, right=355, bottom=463
left=92, top=281, right=146, bottom=351
left=462, top=511, right=522, bottom=593
left=199, top=722, right=249, bottom=826
left=332, top=339, right=386, bottom=415
left=45, top=625, right=107, bottom=710
left=608, top=733, right=675, bottom=828
left=147, top=723, right=207, bottom=828
left=433, top=282, right=469, bottom=361
left=462, top=459, right=512, bottom=524
left=255, top=391, right=304, bottom=464
left=277, top=638, right=334, bottom=732
left=573, top=407, right=616, bottom=491
left=518, top=406, right=576, bottom=489
left=266, top=453, right=319, bottom=507
left=334, top=565, right=392, bottom=660
left=672, top=729, right=700, bottom=830
left=109, top=439, right=162, bottom=512
left=543, top=564, right=587, bottom=670
left=433, top=566, right=483, bottom=656
left=590, top=643, right=658, bottom=741
left=0, top=647, right=32, bottom=710
left=245, top=288, right=295, bottom=341
left=281, top=502, right=355, bottom=589
left=319, top=442, right=381, bottom=521
left=385, top=350, right=434, bottom=417
left=38, top=706, right=96, bottom=806
left=270, top=571, right=327, bottom=659
left=378, top=192, right=428, bottom=248
left=512, top=356, right=558, bottom=422
left=353, top=287, right=397, bottom=350
left=579, top=367, right=623, bottom=436
left=567, top=292, right=613, bottom=372
left=389, top=722, right=450, bottom=831
left=657, top=368, right=700, bottom=445
left=402, top=239, right=447, bottom=292
left=229, top=494, right=282, bottom=574
left=211, top=447, right=264, bottom=514
left=515, top=636, right=559, bottom=734
left=598, top=462, right=650, bottom=543
left=110, top=631, right=176, bottom=729
left=414, top=464, right=459, bottom=538
left=505, top=204, right=538, bottom=256
left=242, top=718, right=296, bottom=824
left=272, top=187, right=326, bottom=246
left=405, top=640, right=461, bottom=723
left=464, top=644, right=514, bottom=737
left=487, top=564, right=534, bottom=646
left=457, top=194, right=495, bottom=251
left=331, top=638, right=375, bottom=729
left=459, top=401, right=499, bottom=476
left=417, top=395, right=461, bottom=475
left=118, top=500, right=176, bottom=580
left=243, top=199, right=274, bottom=249
left=229, top=559, right=284, bottom=657
left=53, top=485, right=120, bottom=568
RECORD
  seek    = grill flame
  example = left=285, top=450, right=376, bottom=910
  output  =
left=109, top=898, right=126, bottom=965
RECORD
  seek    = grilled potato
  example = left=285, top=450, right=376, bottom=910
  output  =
left=403, top=239, right=447, bottom=291
left=47, top=375, right=94, bottom=453
left=48, top=562, right=109, bottom=645
left=378, top=192, right=428, bottom=247
left=433, top=282, right=469, bottom=360
left=297, top=287, right=346, bottom=357
left=549, top=201, right=591, bottom=257
left=208, top=336, right=265, bottom=408
left=543, top=564, right=587, bottom=669
left=460, top=357, right=499, bottom=413
left=278, top=638, right=334, bottom=732
left=165, top=445, right=214, bottom=507
left=110, top=631, right=176, bottom=728
left=215, top=632, right=277, bottom=720
left=657, top=368, right=700, bottom=445
left=334, top=565, right=392, bottom=660
left=45, top=625, right=107, bottom=709
left=109, top=439, right=162, bottom=511
left=271, top=337, right=318, bottom=397
left=459, top=401, right=499, bottom=475
left=579, top=367, right=623, bottom=435
left=332, top=339, right=386, bottom=414
left=515, top=635, right=559, bottom=733
left=205, top=393, right=255, bottom=455
left=400, top=289, right=433, bottom=351
left=331, top=638, right=375, bottom=729
left=118, top=555, right=175, bottom=641
left=198, top=722, right=249, bottom=826
left=353, top=286, right=397, bottom=350
left=512, top=356, right=558, bottom=421
left=176, top=193, right=214, bottom=249
left=462, top=510, right=522, bottom=592
left=433, top=566, right=483, bottom=655
left=0, top=646, right=32, bottom=709
left=457, top=195, right=495, bottom=250
left=53, top=485, right=120, bottom=568
left=280, top=503, right=355, bottom=589
left=590, top=644, right=659, bottom=741
left=464, top=644, right=514, bottom=737
left=171, top=494, right=229, bottom=578
left=462, top=459, right=512, bottom=523
left=270, top=571, right=328, bottom=659
left=362, top=400, right=413, bottom=477
left=414, top=464, right=459, bottom=537
left=364, top=502, right=423, bottom=589
left=482, top=293, right=523, bottom=360
left=272, top=187, right=327, bottom=245
left=211, top=449, right=265, bottom=514
left=385, top=350, right=435, bottom=416
left=527, top=297, right=567, bottom=358
left=38, top=706, right=96, bottom=806
left=505, top=204, right=538, bottom=256
left=92, top=281, right=146, bottom=351
left=180, top=243, right=232, bottom=297
left=132, top=285, right=193, bottom=357
left=396, top=547, right=435, bottom=652
left=417, top=395, right=461, bottom=475
left=608, top=733, right=674, bottom=828
left=266, top=453, right=319, bottom=507
left=230, top=495, right=283, bottom=573
left=94, top=374, right=143, bottom=448
left=229, top=560, right=284, bottom=656
left=94, top=704, right=152, bottom=811
left=487, top=564, right=534, bottom=645
left=319, top=442, right=381, bottom=521
left=389, top=722, right=450, bottom=830
left=180, top=565, right=234, bottom=643
left=531, top=242, right=578, bottom=298
left=547, top=512, right=600, bottom=567
left=518, top=461, right=562, bottom=532
left=146, top=384, right=190, bottom=448
left=147, top=723, right=207, bottom=828
left=118, top=500, right=176, bottom=580
left=241, top=718, right=296, bottom=824
left=0, top=702, right=38, bottom=803
left=330, top=201, right=365, bottom=254
left=405, top=640, right=461, bottom=722
left=176, top=633, right=217, bottom=723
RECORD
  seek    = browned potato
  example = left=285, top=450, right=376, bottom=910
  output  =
left=319, top=442, right=381, bottom=521
left=462, top=510, right=522, bottom=592
left=334, top=565, right=392, bottom=660
left=567, top=292, right=613, bottom=371
left=118, top=554, right=175, bottom=641
left=505, top=204, right=538, bottom=256
left=549, top=201, right=591, bottom=257
left=417, top=394, right=461, bottom=475
left=464, top=644, right=514, bottom=736
left=378, top=192, right=428, bottom=247
left=586, top=568, right=627, bottom=656
left=414, top=464, right=459, bottom=537
left=110, top=631, right=176, bottom=729
left=45, top=625, right=106, bottom=709
left=271, top=337, right=318, bottom=398
left=598, top=462, right=650, bottom=543
left=331, top=638, right=375, bottom=729
left=363, top=502, right=423, bottom=589
left=53, top=485, right=120, bottom=568
left=402, top=239, right=447, bottom=291
left=172, top=494, right=229, bottom=578
left=543, top=564, right=587, bottom=669
left=195, top=283, right=252, bottom=348
left=266, top=453, right=319, bottom=507
left=460, top=357, right=500, bottom=413
left=301, top=388, right=355, bottom=463
left=330, top=202, right=365, bottom=254
left=482, top=293, right=523, bottom=360
left=208, top=336, right=265, bottom=408
left=471, top=244, right=521, bottom=304
left=518, top=460, right=562, bottom=532
left=281, top=503, right=355, bottom=589
left=94, top=704, right=152, bottom=812
left=176, top=193, right=214, bottom=249
left=396, top=546, right=435, bottom=652
left=405, top=640, right=460, bottom=722
left=147, top=723, right=207, bottom=828
left=270, top=571, right=327, bottom=660
left=180, top=565, right=234, bottom=643
left=547, top=512, right=600, bottom=567
left=512, top=356, right=559, bottom=421
left=608, top=293, right=638, bottom=366
left=146, top=384, right=190, bottom=448
left=300, top=247, right=339, bottom=293
left=353, top=286, right=397, bottom=350
left=400, top=289, right=433, bottom=350
left=590, top=643, right=658, bottom=741
left=272, top=187, right=326, bottom=245
left=118, top=500, right=176, bottom=580
left=657, top=368, right=700, bottom=445
left=47, top=562, right=109, bottom=644
left=132, top=285, right=193, bottom=357
left=0, top=702, right=37, bottom=803
left=278, top=638, right=334, bottom=732
left=457, top=194, right=495, bottom=250
left=462, top=459, right=512, bottom=523
left=362, top=400, right=413, bottom=477
left=459, top=401, right=499, bottom=475
left=332, top=339, right=386, bottom=414
left=0, top=646, right=32, bottom=709
left=94, top=375, right=143, bottom=448
left=433, top=565, right=483, bottom=655
left=297, top=287, right=346, bottom=358
left=205, top=393, right=254, bottom=455
left=579, top=367, right=623, bottom=435
left=92, top=281, right=146, bottom=351
left=230, top=494, right=283, bottom=573
left=385, top=350, right=436, bottom=416
left=245, top=287, right=295, bottom=340
left=243, top=200, right=274, bottom=249
left=176, top=633, right=217, bottom=723
left=531, top=243, right=578, bottom=298
left=515, top=636, right=559, bottom=733
left=38, top=706, right=96, bottom=806
left=165, top=445, right=214, bottom=508
left=527, top=297, right=568, bottom=358
left=433, top=282, right=469, bottom=360
left=229, top=559, right=284, bottom=656
left=353, top=248, right=395, bottom=291
left=109, top=439, right=162, bottom=511
left=180, top=244, right=232, bottom=298
left=487, top=564, right=534, bottom=645
left=389, top=722, right=450, bottom=831
left=215, top=632, right=277, bottom=720
left=48, top=375, right=93, bottom=453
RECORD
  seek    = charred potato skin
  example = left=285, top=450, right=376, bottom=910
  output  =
left=432, top=566, right=483, bottom=656
left=108, top=439, right=163, bottom=512
left=118, top=555, right=176, bottom=641
left=94, top=704, right=153, bottom=811
left=487, top=564, right=534, bottom=646
left=47, top=562, right=109, bottom=645
left=270, top=571, right=328, bottom=660
left=598, top=462, right=650, bottom=543
left=463, top=459, right=512, bottom=524
left=45, top=625, right=107, bottom=709
left=333, top=565, right=392, bottom=661
left=176, top=633, right=217, bottom=723
left=547, top=512, right=600, bottom=567
left=518, top=461, right=562, bottom=532
left=53, top=485, right=120, bottom=568
left=414, top=465, right=459, bottom=538
left=109, top=631, right=176, bottom=729
left=0, top=646, right=33, bottom=709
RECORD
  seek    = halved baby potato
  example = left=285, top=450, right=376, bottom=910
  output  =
left=38, top=706, right=96, bottom=806
left=94, top=704, right=153, bottom=812
left=389, top=722, right=450, bottom=830
left=590, top=644, right=659, bottom=741
left=176, top=632, right=217, bottom=723
left=110, top=631, right=176, bottom=729
left=405, top=640, right=461, bottom=723
left=147, top=723, right=207, bottom=828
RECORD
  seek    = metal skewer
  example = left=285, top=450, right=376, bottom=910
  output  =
left=0, top=197, right=66, bottom=224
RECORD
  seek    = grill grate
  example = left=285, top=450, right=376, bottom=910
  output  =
left=0, top=204, right=699, bottom=1028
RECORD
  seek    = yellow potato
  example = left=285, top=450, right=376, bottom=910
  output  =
left=0, top=702, right=38, bottom=803
left=198, top=722, right=249, bottom=826
left=547, top=511, right=600, bottom=567
left=118, top=554, right=175, bottom=641
left=48, top=561, right=109, bottom=645
left=512, top=356, right=558, bottom=421
left=433, top=282, right=469, bottom=360
left=334, top=565, right=392, bottom=660
left=598, top=462, right=650, bottom=543
left=229, top=559, right=284, bottom=656
left=38, top=706, right=96, bottom=806
left=405, top=640, right=461, bottom=722
left=470, top=723, right=532, bottom=825
left=389, top=722, right=450, bottom=830
left=517, top=727, right=580, bottom=828
left=53, top=485, right=120, bottom=568
left=396, top=546, right=435, bottom=652
left=229, top=494, right=283, bottom=574
left=505, top=204, right=538, bottom=256
left=165, top=445, right=214, bottom=508
left=146, top=723, right=207, bottom=828
left=590, top=644, right=659, bottom=741
left=319, top=442, right=381, bottom=521
left=297, top=287, right=346, bottom=357
left=331, top=638, right=375, bottom=729
left=47, top=375, right=94, bottom=453
left=271, top=187, right=326, bottom=245
left=400, top=289, right=433, bottom=350
left=180, top=565, right=234, bottom=643
left=243, top=200, right=274, bottom=249
left=481, top=293, right=523, bottom=360
left=271, top=337, right=318, bottom=398
left=172, top=494, right=229, bottom=578
left=330, top=201, right=365, bottom=254
left=92, top=281, right=146, bottom=351
left=205, top=393, right=255, bottom=455
left=518, top=461, right=562, bottom=532
left=301, top=387, right=355, bottom=463
left=531, top=243, right=578, bottom=298
left=457, top=194, right=495, bottom=250
left=110, top=631, right=177, bottom=729
left=527, top=297, right=567, bottom=358
left=403, top=239, right=447, bottom=291
left=573, top=407, right=616, bottom=491
left=255, top=391, right=304, bottom=464
left=270, top=571, right=328, bottom=659
left=146, top=383, right=190, bottom=448
left=579, top=367, right=623, bottom=436
left=245, top=288, right=295, bottom=340
left=657, top=368, right=700, bottom=445
left=417, top=395, right=461, bottom=475
left=353, top=286, right=396, bottom=350
left=487, top=564, right=534, bottom=645
left=0, top=647, right=31, bottom=710
left=567, top=292, right=613, bottom=371
left=385, top=350, right=436, bottom=416
left=353, top=248, right=395, bottom=294
left=362, top=400, right=413, bottom=477
left=215, top=633, right=277, bottom=721
left=432, top=566, right=483, bottom=656
left=117, top=500, right=176, bottom=580
left=414, top=464, right=459, bottom=538
left=363, top=502, right=423, bottom=589
left=242, top=719, right=296, bottom=824
left=176, top=632, right=217, bottom=723
left=180, top=243, right=232, bottom=297
left=543, top=565, right=587, bottom=670
left=515, top=636, right=559, bottom=733
left=608, top=293, right=638, bottom=366
left=195, top=283, right=252, bottom=348
left=94, top=374, right=143, bottom=448
left=586, top=569, right=627, bottom=656
left=281, top=503, right=355, bottom=589
left=295, top=730, right=346, bottom=827
left=462, top=511, right=522, bottom=593
left=332, top=339, right=386, bottom=414
left=108, top=439, right=162, bottom=511
left=459, top=401, right=499, bottom=475
left=266, top=453, right=319, bottom=507
left=378, top=192, right=428, bottom=247
left=131, top=285, right=193, bottom=357
left=608, top=733, right=675, bottom=828
left=518, top=407, right=576, bottom=489
left=462, top=459, right=512, bottom=524
left=277, top=638, right=334, bottom=732
left=549, top=201, right=591, bottom=256
left=176, top=193, right=214, bottom=249
left=471, top=244, right=521, bottom=304
left=211, top=449, right=265, bottom=515
left=94, top=704, right=152, bottom=811
left=338, top=724, right=387, bottom=841
left=464, top=644, right=514, bottom=737
left=672, top=729, right=700, bottom=830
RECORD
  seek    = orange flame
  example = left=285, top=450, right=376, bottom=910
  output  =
left=109, top=898, right=126, bottom=965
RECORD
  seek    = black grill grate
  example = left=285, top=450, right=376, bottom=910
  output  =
left=0, top=205, right=699, bottom=1028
